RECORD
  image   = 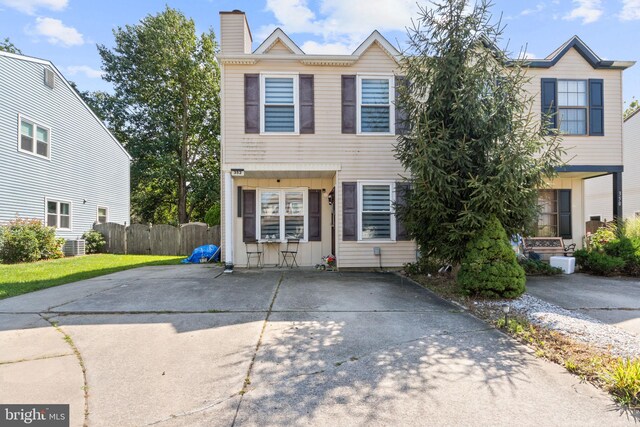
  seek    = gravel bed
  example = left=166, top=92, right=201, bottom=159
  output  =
left=478, top=294, right=640, bottom=358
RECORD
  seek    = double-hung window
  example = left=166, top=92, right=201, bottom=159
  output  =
left=46, top=199, right=71, bottom=230
left=97, top=206, right=109, bottom=224
left=262, top=74, right=298, bottom=133
left=19, top=116, right=50, bottom=159
left=258, top=189, right=307, bottom=241
left=558, top=80, right=587, bottom=135
left=358, top=182, right=395, bottom=240
left=358, top=75, right=394, bottom=134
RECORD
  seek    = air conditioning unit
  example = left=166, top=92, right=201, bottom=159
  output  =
left=64, top=239, right=86, bottom=257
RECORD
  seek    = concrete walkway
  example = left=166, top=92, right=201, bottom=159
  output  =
left=0, top=266, right=636, bottom=426
left=527, top=273, right=640, bottom=335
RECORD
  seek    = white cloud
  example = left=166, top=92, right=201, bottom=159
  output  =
left=0, top=0, right=66, bottom=15
left=66, top=65, right=103, bottom=79
left=563, top=0, right=603, bottom=24
left=620, top=0, right=640, bottom=20
left=31, top=17, right=84, bottom=47
left=260, top=0, right=417, bottom=53
left=521, top=3, right=545, bottom=16
left=523, top=52, right=538, bottom=59
left=301, top=40, right=354, bottom=54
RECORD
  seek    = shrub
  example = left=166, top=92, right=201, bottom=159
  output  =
left=82, top=229, right=106, bottom=254
left=574, top=248, right=589, bottom=268
left=0, top=218, right=63, bottom=264
left=624, top=217, right=640, bottom=240
left=605, top=358, right=640, bottom=408
left=577, top=251, right=625, bottom=276
left=0, top=226, right=40, bottom=263
left=519, top=258, right=562, bottom=276
left=458, top=216, right=526, bottom=299
left=204, top=202, right=220, bottom=226
left=590, top=224, right=617, bottom=251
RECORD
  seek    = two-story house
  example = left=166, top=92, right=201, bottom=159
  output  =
left=0, top=51, right=131, bottom=240
left=524, top=36, right=633, bottom=240
left=218, top=11, right=633, bottom=270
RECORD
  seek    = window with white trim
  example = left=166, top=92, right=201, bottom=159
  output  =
left=46, top=199, right=71, bottom=230
left=358, top=182, right=395, bottom=240
left=261, top=74, right=298, bottom=133
left=558, top=80, right=587, bottom=135
left=258, top=189, right=307, bottom=241
left=358, top=75, right=394, bottom=134
left=97, top=206, right=109, bottom=224
left=19, top=116, right=50, bottom=159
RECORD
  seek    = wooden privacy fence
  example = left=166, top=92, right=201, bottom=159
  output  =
left=94, top=222, right=221, bottom=256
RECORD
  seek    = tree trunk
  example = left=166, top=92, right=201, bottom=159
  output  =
left=178, top=90, right=190, bottom=224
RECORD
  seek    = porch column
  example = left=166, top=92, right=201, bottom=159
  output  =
left=224, top=171, right=234, bottom=272
left=612, top=172, right=623, bottom=221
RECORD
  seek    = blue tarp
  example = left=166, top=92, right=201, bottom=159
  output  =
left=181, top=244, right=220, bottom=263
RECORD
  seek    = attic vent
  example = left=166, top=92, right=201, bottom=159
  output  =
left=44, top=68, right=54, bottom=89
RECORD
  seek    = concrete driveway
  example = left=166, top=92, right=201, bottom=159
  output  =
left=527, top=273, right=640, bottom=335
left=0, top=266, right=635, bottom=426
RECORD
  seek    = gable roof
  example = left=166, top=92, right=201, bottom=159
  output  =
left=0, top=50, right=131, bottom=160
left=218, top=28, right=400, bottom=66
left=254, top=28, right=304, bottom=54
left=524, top=35, right=634, bottom=70
left=352, top=30, right=401, bottom=62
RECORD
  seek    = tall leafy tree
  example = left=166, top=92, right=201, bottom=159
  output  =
left=97, top=7, right=220, bottom=224
left=0, top=37, right=22, bottom=54
left=395, top=0, right=564, bottom=264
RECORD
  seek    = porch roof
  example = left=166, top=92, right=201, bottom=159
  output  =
left=225, top=163, right=340, bottom=179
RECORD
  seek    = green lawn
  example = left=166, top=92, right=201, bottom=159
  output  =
left=0, top=254, right=184, bottom=300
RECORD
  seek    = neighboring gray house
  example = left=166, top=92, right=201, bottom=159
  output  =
left=0, top=51, right=130, bottom=240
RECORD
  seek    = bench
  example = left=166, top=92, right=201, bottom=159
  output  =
left=523, top=237, right=576, bottom=257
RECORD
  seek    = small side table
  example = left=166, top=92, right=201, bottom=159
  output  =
left=260, top=240, right=282, bottom=267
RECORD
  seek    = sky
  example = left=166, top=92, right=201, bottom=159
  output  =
left=0, top=0, right=638, bottom=106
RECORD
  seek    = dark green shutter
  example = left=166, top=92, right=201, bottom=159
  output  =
left=244, top=74, right=260, bottom=134
left=558, top=189, right=572, bottom=239
left=342, top=182, right=357, bottom=241
left=342, top=76, right=357, bottom=134
left=589, top=79, right=604, bottom=136
left=541, top=78, right=557, bottom=132
left=395, top=182, right=410, bottom=240
left=299, top=74, right=315, bottom=134
left=308, top=189, right=321, bottom=241
left=242, top=190, right=256, bottom=242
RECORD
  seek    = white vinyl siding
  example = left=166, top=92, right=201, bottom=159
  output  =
left=46, top=198, right=72, bottom=230
left=558, top=80, right=587, bottom=135
left=358, top=182, right=395, bottom=241
left=261, top=74, right=298, bottom=133
left=18, top=115, right=50, bottom=159
left=357, top=75, right=394, bottom=134
left=258, top=188, right=307, bottom=241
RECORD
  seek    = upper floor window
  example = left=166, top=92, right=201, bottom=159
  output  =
left=97, top=206, right=109, bottom=224
left=558, top=80, right=587, bottom=135
left=358, top=76, right=394, bottom=134
left=46, top=199, right=71, bottom=230
left=261, top=74, right=298, bottom=133
left=19, top=116, right=50, bottom=159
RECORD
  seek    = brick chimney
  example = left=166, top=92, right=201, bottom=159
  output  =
left=219, top=10, right=252, bottom=54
